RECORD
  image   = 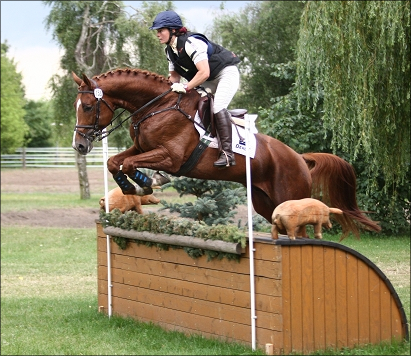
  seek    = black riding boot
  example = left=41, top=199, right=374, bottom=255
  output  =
left=213, top=108, right=236, bottom=167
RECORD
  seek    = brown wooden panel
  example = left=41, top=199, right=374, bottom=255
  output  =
left=281, top=246, right=291, bottom=354
left=369, top=268, right=381, bottom=344
left=110, top=294, right=274, bottom=345
left=98, top=264, right=282, bottom=314
left=335, top=249, right=348, bottom=349
left=98, top=287, right=108, bottom=310
left=324, top=246, right=337, bottom=348
left=107, top=253, right=281, bottom=297
left=108, top=301, right=284, bottom=352
left=110, top=282, right=282, bottom=330
left=289, top=246, right=303, bottom=352
left=99, top=268, right=282, bottom=320
left=301, top=245, right=314, bottom=353
left=250, top=243, right=282, bottom=262
left=391, top=297, right=404, bottom=340
left=98, top=237, right=282, bottom=280
left=358, top=259, right=370, bottom=344
left=346, top=253, right=359, bottom=347
left=379, top=279, right=392, bottom=341
left=312, top=246, right=325, bottom=351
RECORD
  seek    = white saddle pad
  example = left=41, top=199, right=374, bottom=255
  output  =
left=194, top=112, right=257, bottom=158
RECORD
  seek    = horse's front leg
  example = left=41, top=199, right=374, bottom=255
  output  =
left=107, top=146, right=139, bottom=175
left=106, top=146, right=140, bottom=195
left=109, top=146, right=173, bottom=196
left=122, top=145, right=183, bottom=195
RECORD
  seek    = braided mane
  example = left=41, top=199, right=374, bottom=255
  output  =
left=93, top=68, right=171, bottom=85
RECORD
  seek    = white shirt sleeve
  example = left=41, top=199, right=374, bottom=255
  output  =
left=185, top=36, right=209, bottom=64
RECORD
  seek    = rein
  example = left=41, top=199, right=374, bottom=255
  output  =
left=75, top=84, right=194, bottom=142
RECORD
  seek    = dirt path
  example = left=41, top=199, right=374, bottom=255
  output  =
left=1, top=168, right=249, bottom=228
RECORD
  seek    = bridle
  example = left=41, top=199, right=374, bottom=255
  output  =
left=75, top=82, right=194, bottom=143
left=75, top=86, right=116, bottom=142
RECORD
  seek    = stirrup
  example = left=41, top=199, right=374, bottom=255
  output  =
left=213, top=151, right=236, bottom=168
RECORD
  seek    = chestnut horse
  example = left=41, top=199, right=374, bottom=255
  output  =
left=72, top=68, right=380, bottom=238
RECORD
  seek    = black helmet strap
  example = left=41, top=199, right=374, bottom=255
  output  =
left=166, top=28, right=176, bottom=45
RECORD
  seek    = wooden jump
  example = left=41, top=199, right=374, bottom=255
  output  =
left=96, top=222, right=408, bottom=354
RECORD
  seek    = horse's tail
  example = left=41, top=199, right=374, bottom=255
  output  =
left=302, top=153, right=381, bottom=240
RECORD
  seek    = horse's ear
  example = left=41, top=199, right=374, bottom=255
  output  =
left=82, top=73, right=92, bottom=88
left=72, top=72, right=82, bottom=86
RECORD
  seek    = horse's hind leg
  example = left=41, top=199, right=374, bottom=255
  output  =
left=251, top=186, right=276, bottom=223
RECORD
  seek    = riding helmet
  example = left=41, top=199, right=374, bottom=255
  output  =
left=149, top=10, right=183, bottom=30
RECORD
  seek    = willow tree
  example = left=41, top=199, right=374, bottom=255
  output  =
left=296, top=1, right=410, bottom=189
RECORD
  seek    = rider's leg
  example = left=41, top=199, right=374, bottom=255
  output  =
left=213, top=108, right=236, bottom=167
left=209, top=66, right=240, bottom=167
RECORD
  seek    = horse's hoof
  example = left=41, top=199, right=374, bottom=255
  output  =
left=134, top=185, right=153, bottom=196
left=151, top=171, right=171, bottom=186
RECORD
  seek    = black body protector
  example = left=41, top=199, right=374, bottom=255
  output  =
left=165, top=32, right=240, bottom=81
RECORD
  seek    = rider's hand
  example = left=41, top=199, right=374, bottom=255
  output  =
left=171, top=82, right=186, bottom=94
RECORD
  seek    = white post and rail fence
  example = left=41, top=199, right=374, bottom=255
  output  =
left=1, top=147, right=123, bottom=168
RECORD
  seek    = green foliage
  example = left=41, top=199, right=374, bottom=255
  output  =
left=116, top=0, right=174, bottom=76
left=354, top=160, right=410, bottom=235
left=99, top=209, right=247, bottom=261
left=160, top=177, right=247, bottom=225
left=23, top=100, right=54, bottom=147
left=47, top=73, right=78, bottom=146
left=210, top=1, right=305, bottom=113
left=258, top=62, right=332, bottom=153
left=258, top=61, right=410, bottom=236
left=1, top=42, right=29, bottom=153
left=296, top=1, right=411, bottom=188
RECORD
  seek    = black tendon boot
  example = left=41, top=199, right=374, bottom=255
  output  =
left=213, top=108, right=236, bottom=167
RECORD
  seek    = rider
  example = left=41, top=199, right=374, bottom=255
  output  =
left=150, top=10, right=240, bottom=168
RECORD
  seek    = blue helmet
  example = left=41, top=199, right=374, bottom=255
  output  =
left=149, top=10, right=183, bottom=30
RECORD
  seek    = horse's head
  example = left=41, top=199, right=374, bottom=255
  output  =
left=72, top=72, right=115, bottom=155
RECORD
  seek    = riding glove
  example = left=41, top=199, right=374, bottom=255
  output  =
left=171, top=82, right=186, bottom=94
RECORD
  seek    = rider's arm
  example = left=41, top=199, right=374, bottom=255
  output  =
left=169, top=71, right=181, bottom=83
left=186, top=60, right=209, bottom=90
left=184, top=37, right=210, bottom=91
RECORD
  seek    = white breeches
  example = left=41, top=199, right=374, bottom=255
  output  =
left=201, top=65, right=240, bottom=113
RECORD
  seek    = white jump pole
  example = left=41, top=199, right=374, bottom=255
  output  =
left=102, top=129, right=112, bottom=318
left=245, top=114, right=258, bottom=350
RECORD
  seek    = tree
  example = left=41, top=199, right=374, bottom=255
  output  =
left=1, top=42, right=29, bottom=153
left=210, top=1, right=305, bottom=113
left=296, top=1, right=410, bottom=189
left=44, top=0, right=133, bottom=199
left=258, top=62, right=410, bottom=235
left=24, top=100, right=54, bottom=147
left=160, top=177, right=247, bottom=226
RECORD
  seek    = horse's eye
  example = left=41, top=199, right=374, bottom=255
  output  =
left=83, top=105, right=93, bottom=112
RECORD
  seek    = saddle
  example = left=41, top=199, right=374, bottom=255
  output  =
left=197, top=92, right=247, bottom=137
